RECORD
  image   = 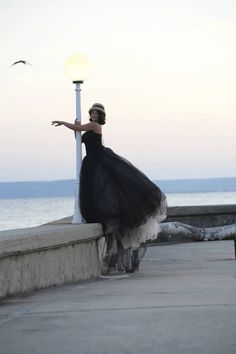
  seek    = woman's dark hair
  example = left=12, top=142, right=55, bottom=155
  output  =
left=89, top=110, right=106, bottom=125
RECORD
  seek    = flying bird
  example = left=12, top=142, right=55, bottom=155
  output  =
left=10, top=60, right=32, bottom=67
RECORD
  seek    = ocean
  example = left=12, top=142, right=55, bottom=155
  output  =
left=0, top=191, right=236, bottom=232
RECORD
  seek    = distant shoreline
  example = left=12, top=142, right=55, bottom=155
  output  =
left=0, top=177, right=235, bottom=199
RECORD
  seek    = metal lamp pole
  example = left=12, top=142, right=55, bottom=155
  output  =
left=72, top=80, right=83, bottom=223
left=64, top=53, right=89, bottom=223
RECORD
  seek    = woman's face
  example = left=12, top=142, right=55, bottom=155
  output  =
left=90, top=110, right=99, bottom=122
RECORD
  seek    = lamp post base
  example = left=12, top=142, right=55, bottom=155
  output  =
left=72, top=182, right=83, bottom=224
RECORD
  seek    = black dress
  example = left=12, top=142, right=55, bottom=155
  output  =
left=80, top=130, right=167, bottom=272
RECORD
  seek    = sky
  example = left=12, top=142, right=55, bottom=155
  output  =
left=0, top=0, right=235, bottom=182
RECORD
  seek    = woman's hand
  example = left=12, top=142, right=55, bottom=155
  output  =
left=51, top=120, right=64, bottom=127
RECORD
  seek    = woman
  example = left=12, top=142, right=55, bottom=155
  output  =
left=52, top=103, right=167, bottom=273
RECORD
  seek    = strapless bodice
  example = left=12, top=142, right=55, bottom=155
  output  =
left=82, top=130, right=103, bottom=157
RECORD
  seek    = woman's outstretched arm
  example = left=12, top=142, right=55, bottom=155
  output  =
left=51, top=121, right=97, bottom=132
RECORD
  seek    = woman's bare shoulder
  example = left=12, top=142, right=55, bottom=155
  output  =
left=92, top=122, right=102, bottom=134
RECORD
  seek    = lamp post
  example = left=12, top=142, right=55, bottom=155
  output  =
left=64, top=54, right=89, bottom=223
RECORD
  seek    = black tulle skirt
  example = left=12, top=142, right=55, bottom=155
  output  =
left=80, top=147, right=167, bottom=272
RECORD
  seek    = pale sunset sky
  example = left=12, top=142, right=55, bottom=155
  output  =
left=0, top=0, right=235, bottom=182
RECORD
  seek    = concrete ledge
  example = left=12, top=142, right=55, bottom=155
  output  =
left=167, top=204, right=236, bottom=217
left=0, top=222, right=105, bottom=299
left=166, top=204, right=236, bottom=227
left=1, top=204, right=235, bottom=298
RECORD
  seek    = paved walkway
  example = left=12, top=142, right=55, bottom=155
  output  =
left=0, top=241, right=236, bottom=354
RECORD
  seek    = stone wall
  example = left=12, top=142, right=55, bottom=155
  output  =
left=1, top=204, right=235, bottom=298
left=165, top=204, right=236, bottom=228
left=0, top=222, right=105, bottom=299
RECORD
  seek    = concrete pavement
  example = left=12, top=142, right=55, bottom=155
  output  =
left=0, top=241, right=236, bottom=354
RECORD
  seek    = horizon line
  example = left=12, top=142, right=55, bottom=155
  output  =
left=0, top=176, right=235, bottom=184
